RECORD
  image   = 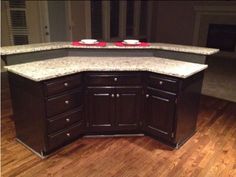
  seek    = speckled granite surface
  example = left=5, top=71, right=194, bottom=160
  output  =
left=5, top=56, right=208, bottom=81
left=0, top=42, right=219, bottom=56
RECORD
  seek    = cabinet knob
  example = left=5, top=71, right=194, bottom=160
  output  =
left=66, top=118, right=70, bottom=122
left=64, top=82, right=68, bottom=87
left=65, top=100, right=69, bottom=104
left=111, top=94, right=115, bottom=98
left=116, top=94, right=120, bottom=98
left=114, top=77, right=118, bottom=82
left=146, top=94, right=149, bottom=98
left=159, top=81, right=163, bottom=85
left=66, top=133, right=70, bottom=137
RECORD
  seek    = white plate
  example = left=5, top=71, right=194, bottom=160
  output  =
left=123, top=39, right=140, bottom=45
left=80, top=39, right=98, bottom=44
left=122, top=41, right=141, bottom=45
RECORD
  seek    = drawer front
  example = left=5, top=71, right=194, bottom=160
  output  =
left=44, top=74, right=82, bottom=96
left=46, top=90, right=83, bottom=117
left=47, top=107, right=83, bottom=134
left=48, top=122, right=82, bottom=150
left=86, top=73, right=142, bottom=86
left=148, top=75, right=178, bottom=92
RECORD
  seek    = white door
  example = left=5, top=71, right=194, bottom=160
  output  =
left=39, top=0, right=72, bottom=42
left=38, top=0, right=51, bottom=42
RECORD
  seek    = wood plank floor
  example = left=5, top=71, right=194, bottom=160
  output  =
left=1, top=75, right=236, bottom=176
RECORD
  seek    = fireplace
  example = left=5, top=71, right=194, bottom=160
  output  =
left=207, top=24, right=236, bottom=52
left=193, top=6, right=236, bottom=102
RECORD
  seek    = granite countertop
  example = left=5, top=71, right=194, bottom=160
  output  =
left=0, top=42, right=219, bottom=56
left=5, top=56, right=208, bottom=81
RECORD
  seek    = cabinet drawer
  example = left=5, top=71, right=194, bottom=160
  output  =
left=148, top=75, right=178, bottom=92
left=47, top=107, right=83, bottom=134
left=86, top=73, right=142, bottom=86
left=44, top=74, right=82, bottom=96
left=46, top=90, right=83, bottom=117
left=48, top=122, right=82, bottom=150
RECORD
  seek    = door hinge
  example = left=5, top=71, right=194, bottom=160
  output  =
left=171, top=132, right=175, bottom=138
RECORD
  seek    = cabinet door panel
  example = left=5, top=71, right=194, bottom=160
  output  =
left=115, top=88, right=141, bottom=130
left=87, top=88, right=115, bottom=131
left=145, top=88, right=176, bottom=140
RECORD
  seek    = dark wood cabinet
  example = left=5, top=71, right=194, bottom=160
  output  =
left=46, top=89, right=83, bottom=117
left=47, top=122, right=83, bottom=151
left=86, top=87, right=142, bottom=132
left=47, top=107, right=83, bottom=134
left=144, top=87, right=176, bottom=141
left=87, top=87, right=115, bottom=131
left=85, top=73, right=143, bottom=133
left=115, top=87, right=141, bottom=130
left=44, top=74, right=82, bottom=96
left=9, top=71, right=204, bottom=156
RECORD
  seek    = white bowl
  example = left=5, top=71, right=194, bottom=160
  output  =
left=123, top=39, right=140, bottom=45
left=80, top=39, right=98, bottom=44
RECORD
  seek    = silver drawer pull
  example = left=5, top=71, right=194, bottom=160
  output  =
left=116, top=94, right=120, bottom=98
left=66, top=118, right=70, bottom=122
left=146, top=94, right=149, bottom=98
left=114, top=77, right=118, bottom=82
left=64, top=82, right=68, bottom=87
left=66, top=133, right=70, bottom=137
left=65, top=100, right=69, bottom=104
left=159, top=81, right=163, bottom=85
left=111, top=94, right=115, bottom=98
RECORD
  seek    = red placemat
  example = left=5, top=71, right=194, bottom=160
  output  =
left=115, top=42, right=150, bottom=47
left=72, top=41, right=107, bottom=47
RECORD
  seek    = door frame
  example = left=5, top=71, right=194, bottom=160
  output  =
left=65, top=0, right=73, bottom=41
left=38, top=0, right=73, bottom=42
left=38, top=1, right=51, bottom=42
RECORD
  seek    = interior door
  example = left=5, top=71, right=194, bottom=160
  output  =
left=145, top=88, right=176, bottom=140
left=87, top=87, right=115, bottom=132
left=115, top=87, right=141, bottom=130
left=38, top=1, right=51, bottom=42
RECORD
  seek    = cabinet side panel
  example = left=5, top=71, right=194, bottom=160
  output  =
left=175, top=72, right=204, bottom=146
left=9, top=73, right=46, bottom=154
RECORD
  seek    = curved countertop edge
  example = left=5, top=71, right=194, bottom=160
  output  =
left=0, top=42, right=219, bottom=56
left=4, top=56, right=208, bottom=82
left=6, top=67, right=208, bottom=82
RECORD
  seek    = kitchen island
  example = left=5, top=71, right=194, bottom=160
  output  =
left=2, top=42, right=218, bottom=157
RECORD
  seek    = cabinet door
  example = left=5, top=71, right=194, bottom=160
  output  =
left=115, top=87, right=141, bottom=130
left=87, top=88, right=115, bottom=131
left=145, top=88, right=176, bottom=140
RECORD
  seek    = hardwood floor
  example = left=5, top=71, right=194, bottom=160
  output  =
left=1, top=74, right=236, bottom=176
